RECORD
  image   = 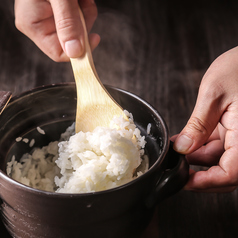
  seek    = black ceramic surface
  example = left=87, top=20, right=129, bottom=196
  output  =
left=0, top=84, right=188, bottom=238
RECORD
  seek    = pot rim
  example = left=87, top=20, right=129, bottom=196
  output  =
left=0, top=83, right=170, bottom=197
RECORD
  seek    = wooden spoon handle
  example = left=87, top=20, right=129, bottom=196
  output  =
left=0, top=91, right=12, bottom=115
left=75, top=7, right=97, bottom=76
left=70, top=7, right=125, bottom=133
left=70, top=7, right=102, bottom=90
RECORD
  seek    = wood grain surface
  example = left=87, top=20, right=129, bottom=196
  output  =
left=1, top=0, right=238, bottom=237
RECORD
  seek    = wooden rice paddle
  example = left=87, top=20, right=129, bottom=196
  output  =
left=70, top=8, right=126, bottom=133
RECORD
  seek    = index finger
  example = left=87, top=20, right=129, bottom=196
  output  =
left=185, top=138, right=238, bottom=192
left=49, top=0, right=84, bottom=58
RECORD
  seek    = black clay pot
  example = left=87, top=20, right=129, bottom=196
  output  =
left=0, top=83, right=189, bottom=238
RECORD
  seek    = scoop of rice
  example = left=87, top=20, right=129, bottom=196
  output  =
left=7, top=111, right=147, bottom=193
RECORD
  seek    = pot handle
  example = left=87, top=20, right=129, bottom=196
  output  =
left=0, top=91, right=12, bottom=115
left=146, top=141, right=189, bottom=208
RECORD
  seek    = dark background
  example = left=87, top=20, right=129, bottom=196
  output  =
left=1, top=0, right=238, bottom=237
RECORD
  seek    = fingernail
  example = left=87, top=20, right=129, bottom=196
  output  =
left=65, top=39, right=83, bottom=58
left=174, top=134, right=193, bottom=153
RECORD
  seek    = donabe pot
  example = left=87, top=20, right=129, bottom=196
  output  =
left=0, top=83, right=189, bottom=238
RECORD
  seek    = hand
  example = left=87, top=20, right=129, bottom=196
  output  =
left=172, top=46, right=238, bottom=192
left=14, top=0, right=100, bottom=62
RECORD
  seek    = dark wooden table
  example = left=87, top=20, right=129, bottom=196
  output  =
left=1, top=0, right=238, bottom=237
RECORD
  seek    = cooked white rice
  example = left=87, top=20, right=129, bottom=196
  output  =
left=7, top=110, right=148, bottom=193
left=23, top=138, right=29, bottom=143
left=29, top=139, right=35, bottom=147
left=15, top=137, right=22, bottom=142
left=37, top=126, right=45, bottom=135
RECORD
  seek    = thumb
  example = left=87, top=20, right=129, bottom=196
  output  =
left=49, top=0, right=85, bottom=58
left=173, top=79, right=224, bottom=154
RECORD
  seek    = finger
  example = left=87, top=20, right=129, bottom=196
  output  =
left=171, top=125, right=218, bottom=144
left=170, top=134, right=178, bottom=142
left=50, top=0, right=98, bottom=58
left=15, top=0, right=53, bottom=31
left=15, top=0, right=69, bottom=62
left=49, top=0, right=84, bottom=58
left=186, top=139, right=224, bottom=166
left=171, top=123, right=224, bottom=145
left=185, top=170, right=237, bottom=193
left=206, top=123, right=226, bottom=144
left=184, top=143, right=238, bottom=192
left=89, top=33, right=100, bottom=51
left=173, top=64, right=228, bottom=154
left=185, top=177, right=237, bottom=193
left=32, top=15, right=69, bottom=61
left=205, top=125, right=220, bottom=143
